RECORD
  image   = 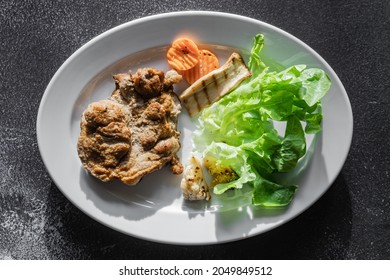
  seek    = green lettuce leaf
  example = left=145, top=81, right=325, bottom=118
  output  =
left=248, top=33, right=266, bottom=76
left=252, top=177, right=297, bottom=207
left=193, top=33, right=331, bottom=207
left=272, top=115, right=306, bottom=172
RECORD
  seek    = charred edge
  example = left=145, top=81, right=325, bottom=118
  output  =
left=223, top=69, right=228, bottom=80
left=192, top=92, right=201, bottom=113
left=204, top=81, right=212, bottom=105
left=212, top=74, right=218, bottom=88
left=182, top=97, right=188, bottom=104
left=200, top=79, right=211, bottom=107
left=201, top=80, right=208, bottom=96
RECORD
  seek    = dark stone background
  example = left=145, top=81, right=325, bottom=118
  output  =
left=0, top=0, right=389, bottom=259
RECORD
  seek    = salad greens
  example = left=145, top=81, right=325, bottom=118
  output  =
left=193, top=34, right=331, bottom=207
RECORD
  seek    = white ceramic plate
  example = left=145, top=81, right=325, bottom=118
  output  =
left=37, top=11, right=353, bottom=244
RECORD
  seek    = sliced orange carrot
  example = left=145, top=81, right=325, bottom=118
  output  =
left=181, top=49, right=219, bottom=84
left=167, top=38, right=199, bottom=71
left=198, top=49, right=219, bottom=76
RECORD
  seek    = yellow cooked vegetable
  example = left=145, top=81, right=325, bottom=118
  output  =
left=203, top=155, right=238, bottom=187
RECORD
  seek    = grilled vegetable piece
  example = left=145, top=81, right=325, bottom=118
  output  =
left=167, top=38, right=200, bottom=71
left=180, top=156, right=210, bottom=201
left=203, top=155, right=238, bottom=187
left=179, top=52, right=251, bottom=117
left=181, top=49, right=219, bottom=85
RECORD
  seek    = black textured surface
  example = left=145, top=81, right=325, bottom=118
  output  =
left=1, top=0, right=389, bottom=259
